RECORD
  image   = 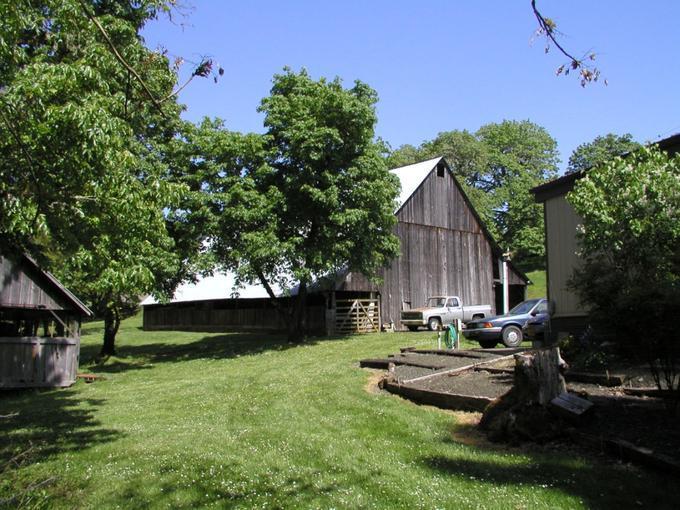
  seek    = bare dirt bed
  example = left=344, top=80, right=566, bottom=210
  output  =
left=368, top=348, right=680, bottom=468
left=418, top=370, right=514, bottom=397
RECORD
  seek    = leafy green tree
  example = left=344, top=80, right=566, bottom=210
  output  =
left=0, top=0, right=202, bottom=354
left=567, top=133, right=641, bottom=174
left=387, top=121, right=558, bottom=270
left=201, top=69, right=400, bottom=340
left=568, top=147, right=680, bottom=398
left=477, top=120, right=559, bottom=269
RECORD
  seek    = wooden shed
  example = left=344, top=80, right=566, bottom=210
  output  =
left=531, top=133, right=680, bottom=344
left=0, top=253, right=92, bottom=388
left=337, top=156, right=529, bottom=330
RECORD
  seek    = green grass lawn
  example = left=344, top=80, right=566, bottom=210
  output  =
left=526, top=270, right=547, bottom=300
left=1, top=315, right=675, bottom=509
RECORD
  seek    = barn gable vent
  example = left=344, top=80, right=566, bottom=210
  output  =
left=436, top=162, right=445, bottom=177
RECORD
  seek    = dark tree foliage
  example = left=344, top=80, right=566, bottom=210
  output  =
left=0, top=0, right=204, bottom=355
left=567, top=133, right=641, bottom=174
left=568, top=147, right=680, bottom=405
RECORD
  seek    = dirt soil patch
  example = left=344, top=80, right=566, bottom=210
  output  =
left=367, top=348, right=680, bottom=469
left=419, top=370, right=514, bottom=398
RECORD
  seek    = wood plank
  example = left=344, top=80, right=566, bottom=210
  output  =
left=406, top=348, right=484, bottom=359
left=564, top=371, right=627, bottom=387
left=622, top=387, right=672, bottom=398
left=384, top=381, right=494, bottom=412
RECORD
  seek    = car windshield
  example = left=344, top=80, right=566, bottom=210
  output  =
left=427, top=297, right=446, bottom=307
left=508, top=299, right=541, bottom=315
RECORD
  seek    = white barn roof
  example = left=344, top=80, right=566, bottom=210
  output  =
left=390, top=156, right=443, bottom=211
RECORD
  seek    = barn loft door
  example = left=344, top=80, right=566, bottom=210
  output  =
left=334, top=298, right=380, bottom=334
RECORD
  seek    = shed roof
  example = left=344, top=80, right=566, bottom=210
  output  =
left=0, top=253, right=92, bottom=316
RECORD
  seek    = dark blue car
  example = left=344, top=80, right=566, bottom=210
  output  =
left=464, top=298, right=549, bottom=348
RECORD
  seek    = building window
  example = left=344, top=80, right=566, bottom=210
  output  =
left=437, top=163, right=445, bottom=177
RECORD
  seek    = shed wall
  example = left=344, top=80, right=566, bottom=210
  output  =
left=0, top=336, right=79, bottom=388
left=143, top=298, right=327, bottom=334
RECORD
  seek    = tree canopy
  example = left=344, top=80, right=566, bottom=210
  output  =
left=0, top=0, right=197, bottom=354
left=567, top=147, right=680, bottom=383
left=194, top=69, right=400, bottom=340
left=388, top=120, right=558, bottom=270
left=567, top=133, right=641, bottom=174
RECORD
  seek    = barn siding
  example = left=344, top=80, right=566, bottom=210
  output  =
left=342, top=167, right=501, bottom=328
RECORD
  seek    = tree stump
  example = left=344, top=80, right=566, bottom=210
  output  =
left=479, top=347, right=567, bottom=443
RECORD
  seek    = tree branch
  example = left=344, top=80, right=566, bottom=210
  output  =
left=79, top=0, right=166, bottom=117
left=256, top=269, right=291, bottom=318
left=531, top=0, right=603, bottom=86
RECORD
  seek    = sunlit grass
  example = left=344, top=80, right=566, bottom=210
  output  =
left=526, top=270, right=547, bottom=299
left=0, top=313, right=674, bottom=509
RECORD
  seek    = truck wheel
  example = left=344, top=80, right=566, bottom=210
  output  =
left=407, top=326, right=418, bottom=332
left=502, top=325, right=523, bottom=347
left=472, top=314, right=484, bottom=320
left=479, top=340, right=497, bottom=349
left=428, top=317, right=442, bottom=331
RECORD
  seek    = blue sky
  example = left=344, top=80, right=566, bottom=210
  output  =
left=143, top=1, right=680, bottom=173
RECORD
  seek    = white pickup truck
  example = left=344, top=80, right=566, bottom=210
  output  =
left=400, top=296, right=492, bottom=331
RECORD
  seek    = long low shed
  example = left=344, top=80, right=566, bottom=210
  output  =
left=142, top=291, right=381, bottom=335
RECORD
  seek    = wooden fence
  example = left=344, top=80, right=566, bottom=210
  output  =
left=334, top=298, right=380, bottom=334
left=0, top=336, right=79, bottom=388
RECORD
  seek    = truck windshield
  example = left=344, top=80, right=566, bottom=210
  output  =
left=427, top=297, right=447, bottom=307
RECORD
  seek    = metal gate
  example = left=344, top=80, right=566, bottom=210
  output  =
left=334, top=298, right=380, bottom=334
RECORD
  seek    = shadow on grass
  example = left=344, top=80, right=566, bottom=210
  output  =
left=96, top=465, right=345, bottom=509
left=422, top=419, right=679, bottom=510
left=0, top=389, right=121, bottom=468
left=80, top=331, right=351, bottom=374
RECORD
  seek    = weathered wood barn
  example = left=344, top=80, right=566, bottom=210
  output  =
left=143, top=156, right=528, bottom=334
left=0, top=253, right=92, bottom=388
left=531, top=132, right=680, bottom=343
left=337, top=156, right=528, bottom=329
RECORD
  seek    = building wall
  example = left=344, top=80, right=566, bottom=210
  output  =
left=544, top=194, right=587, bottom=320
left=343, top=168, right=507, bottom=328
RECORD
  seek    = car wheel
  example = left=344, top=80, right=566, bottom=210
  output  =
left=502, top=325, right=523, bottom=347
left=479, top=340, right=497, bottom=349
left=428, top=317, right=442, bottom=331
left=407, top=326, right=418, bottom=332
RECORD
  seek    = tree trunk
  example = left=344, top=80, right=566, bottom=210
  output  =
left=287, top=280, right=308, bottom=342
left=101, top=306, right=121, bottom=356
left=479, top=347, right=567, bottom=442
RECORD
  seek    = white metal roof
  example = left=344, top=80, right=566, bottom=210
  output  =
left=140, top=271, right=286, bottom=305
left=390, top=156, right=443, bottom=211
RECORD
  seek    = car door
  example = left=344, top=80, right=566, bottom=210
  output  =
left=445, top=297, right=460, bottom=323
